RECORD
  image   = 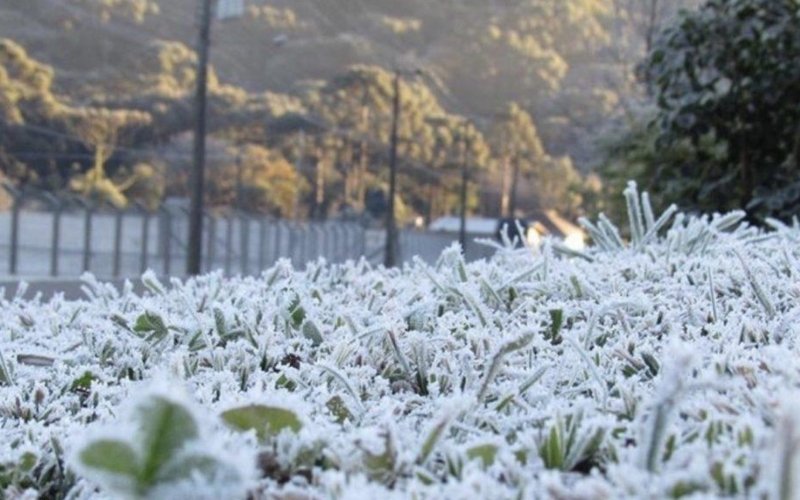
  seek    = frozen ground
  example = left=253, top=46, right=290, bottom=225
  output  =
left=2, top=185, right=799, bottom=498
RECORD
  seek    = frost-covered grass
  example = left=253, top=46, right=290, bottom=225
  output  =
left=3, top=183, right=800, bottom=499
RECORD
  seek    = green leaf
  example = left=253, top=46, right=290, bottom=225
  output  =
left=642, top=352, right=660, bottom=377
left=0, top=350, right=12, bottom=386
left=325, top=395, right=353, bottom=424
left=79, top=440, right=139, bottom=477
left=187, top=330, right=206, bottom=352
left=415, top=469, right=435, bottom=485
left=135, top=396, right=199, bottom=485
left=364, top=447, right=395, bottom=483
left=221, top=404, right=302, bottom=442
left=513, top=448, right=528, bottom=465
left=540, top=422, right=564, bottom=470
left=466, top=444, right=497, bottom=468
left=302, top=321, right=323, bottom=346
left=158, top=453, right=226, bottom=483
left=416, top=411, right=456, bottom=465
left=110, top=314, right=131, bottom=332
left=71, top=371, right=96, bottom=392
left=548, top=309, right=564, bottom=344
left=213, top=308, right=227, bottom=337
left=133, top=312, right=169, bottom=344
left=477, top=332, right=534, bottom=402
left=275, top=373, right=297, bottom=392
left=289, top=297, right=305, bottom=328
left=19, top=452, right=37, bottom=473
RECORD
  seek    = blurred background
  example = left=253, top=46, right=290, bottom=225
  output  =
left=1, top=0, right=797, bottom=282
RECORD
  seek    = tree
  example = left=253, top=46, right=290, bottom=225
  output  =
left=641, top=0, right=800, bottom=219
left=69, top=0, right=159, bottom=23
left=228, top=145, right=307, bottom=217
left=304, top=65, right=491, bottom=219
left=0, top=38, right=59, bottom=124
left=67, top=107, right=151, bottom=207
left=488, top=103, right=546, bottom=216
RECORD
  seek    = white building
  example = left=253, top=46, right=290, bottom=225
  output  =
left=428, top=211, right=586, bottom=251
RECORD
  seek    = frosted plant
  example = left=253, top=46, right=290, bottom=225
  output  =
left=71, top=384, right=251, bottom=499
left=0, top=184, right=798, bottom=497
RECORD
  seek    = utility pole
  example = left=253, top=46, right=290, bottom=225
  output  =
left=458, top=126, right=471, bottom=251
left=234, top=152, right=243, bottom=210
left=314, top=145, right=326, bottom=220
left=187, top=0, right=214, bottom=276
left=509, top=155, right=521, bottom=217
left=384, top=70, right=400, bottom=267
left=293, top=131, right=305, bottom=218
left=500, top=149, right=511, bottom=217
left=357, top=102, right=370, bottom=211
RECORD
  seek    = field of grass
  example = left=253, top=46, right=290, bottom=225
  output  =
left=1, top=184, right=799, bottom=499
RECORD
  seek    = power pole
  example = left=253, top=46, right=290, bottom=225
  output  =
left=314, top=145, right=326, bottom=220
left=187, top=0, right=214, bottom=276
left=458, top=129, right=471, bottom=251
left=293, top=131, right=305, bottom=218
left=384, top=71, right=400, bottom=267
left=509, top=155, right=521, bottom=217
left=234, top=152, right=243, bottom=210
left=357, top=103, right=370, bottom=211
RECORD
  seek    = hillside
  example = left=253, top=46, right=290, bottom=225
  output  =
left=0, top=0, right=700, bottom=219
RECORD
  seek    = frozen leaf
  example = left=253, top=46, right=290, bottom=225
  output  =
left=135, top=396, right=199, bottom=484
left=466, top=444, right=497, bottom=468
left=79, top=440, right=139, bottom=477
left=221, top=404, right=302, bottom=441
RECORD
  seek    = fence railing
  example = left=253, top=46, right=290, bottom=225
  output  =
left=0, top=186, right=507, bottom=280
left=0, top=187, right=369, bottom=279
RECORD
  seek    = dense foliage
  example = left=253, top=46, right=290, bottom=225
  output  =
left=605, top=0, right=800, bottom=221
left=2, top=186, right=800, bottom=498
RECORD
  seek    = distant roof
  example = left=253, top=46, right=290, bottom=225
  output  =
left=428, top=212, right=584, bottom=238
left=429, top=216, right=498, bottom=235
left=529, top=210, right=583, bottom=237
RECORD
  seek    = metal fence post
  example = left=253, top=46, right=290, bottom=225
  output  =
left=332, top=224, right=344, bottom=262
left=273, top=221, right=283, bottom=265
left=5, top=185, right=22, bottom=275
left=341, top=224, right=353, bottom=261
left=337, top=224, right=346, bottom=261
left=82, top=201, right=93, bottom=273
left=352, top=224, right=363, bottom=260
left=310, top=223, right=321, bottom=263
left=206, top=213, right=217, bottom=273
left=43, top=193, right=62, bottom=277
left=305, top=224, right=312, bottom=264
left=160, top=207, right=172, bottom=276
left=112, top=207, right=124, bottom=278
left=288, top=224, right=299, bottom=267
left=139, top=204, right=151, bottom=274
left=258, top=218, right=267, bottom=271
left=321, top=223, right=332, bottom=261
left=359, top=222, right=367, bottom=258
left=224, top=213, right=233, bottom=276
left=239, top=213, right=250, bottom=275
